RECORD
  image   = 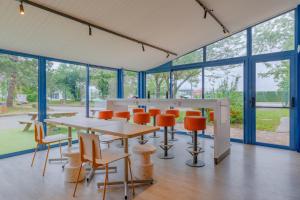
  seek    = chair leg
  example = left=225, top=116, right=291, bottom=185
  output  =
left=31, top=144, right=38, bottom=167
left=103, top=164, right=109, bottom=200
left=42, top=144, right=50, bottom=176
left=128, top=157, right=135, bottom=195
left=73, top=162, right=83, bottom=197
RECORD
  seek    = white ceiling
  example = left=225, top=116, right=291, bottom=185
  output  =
left=0, top=0, right=299, bottom=71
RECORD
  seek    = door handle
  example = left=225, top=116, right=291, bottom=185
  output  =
left=250, top=97, right=256, bottom=108
left=291, top=97, right=295, bottom=108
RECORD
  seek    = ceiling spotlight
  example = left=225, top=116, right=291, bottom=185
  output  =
left=166, top=53, right=170, bottom=58
left=204, top=10, right=208, bottom=19
left=142, top=44, right=145, bottom=52
left=20, top=1, right=25, bottom=15
left=89, top=25, right=92, bottom=36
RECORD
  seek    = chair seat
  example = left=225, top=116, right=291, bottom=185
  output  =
left=100, top=134, right=122, bottom=144
left=95, top=149, right=129, bottom=165
left=42, top=134, right=69, bottom=143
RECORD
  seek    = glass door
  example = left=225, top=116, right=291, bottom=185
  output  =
left=254, top=59, right=291, bottom=146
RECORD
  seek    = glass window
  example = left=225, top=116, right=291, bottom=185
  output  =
left=172, top=49, right=203, bottom=66
left=0, top=54, right=38, bottom=155
left=146, top=72, right=170, bottom=99
left=204, top=64, right=244, bottom=140
left=207, top=31, right=247, bottom=61
left=172, top=69, right=203, bottom=131
left=252, top=11, right=295, bottom=55
left=172, top=69, right=202, bottom=99
left=255, top=60, right=290, bottom=146
left=46, top=61, right=86, bottom=140
left=89, top=67, right=117, bottom=117
left=124, top=70, right=138, bottom=98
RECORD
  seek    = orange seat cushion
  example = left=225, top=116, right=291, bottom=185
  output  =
left=184, top=116, right=206, bottom=131
left=149, top=108, right=161, bottom=117
left=114, top=111, right=130, bottom=121
left=132, top=108, right=144, bottom=114
left=186, top=110, right=202, bottom=117
left=134, top=112, right=150, bottom=124
left=98, top=110, right=113, bottom=120
left=156, top=114, right=175, bottom=127
left=209, top=111, right=214, bottom=122
left=165, top=109, right=180, bottom=118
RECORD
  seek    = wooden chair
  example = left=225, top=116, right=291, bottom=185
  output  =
left=31, top=121, right=70, bottom=176
left=73, top=132, right=135, bottom=200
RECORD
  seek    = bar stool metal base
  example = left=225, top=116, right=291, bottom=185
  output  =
left=158, top=152, right=175, bottom=159
left=185, top=159, right=205, bottom=167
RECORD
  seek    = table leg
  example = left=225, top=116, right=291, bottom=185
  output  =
left=124, top=138, right=129, bottom=199
left=68, top=127, right=72, bottom=147
left=23, top=114, right=37, bottom=131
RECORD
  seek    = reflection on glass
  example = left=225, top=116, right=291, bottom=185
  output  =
left=124, top=71, right=138, bottom=98
left=0, top=54, right=38, bottom=155
left=146, top=72, right=170, bottom=99
left=252, top=11, right=294, bottom=55
left=172, top=49, right=203, bottom=66
left=205, top=64, right=244, bottom=139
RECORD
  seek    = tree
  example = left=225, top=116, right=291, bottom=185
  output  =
left=90, top=68, right=116, bottom=99
left=124, top=71, right=138, bottom=98
left=0, top=55, right=37, bottom=107
left=47, top=63, right=86, bottom=102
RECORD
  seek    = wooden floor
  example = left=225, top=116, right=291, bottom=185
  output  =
left=1, top=134, right=300, bottom=200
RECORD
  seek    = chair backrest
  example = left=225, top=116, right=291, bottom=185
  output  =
left=77, top=132, right=102, bottom=167
left=34, top=121, right=45, bottom=144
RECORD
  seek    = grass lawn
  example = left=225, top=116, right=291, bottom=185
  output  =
left=0, top=127, right=78, bottom=155
left=176, top=109, right=288, bottom=132
left=256, top=108, right=289, bottom=132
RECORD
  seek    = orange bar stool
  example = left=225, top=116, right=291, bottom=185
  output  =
left=134, top=112, right=150, bottom=144
left=132, top=108, right=144, bottom=114
left=186, top=110, right=202, bottom=117
left=186, top=110, right=202, bottom=146
left=98, top=110, right=113, bottom=120
left=148, top=108, right=161, bottom=138
left=165, top=109, right=180, bottom=141
left=184, top=116, right=206, bottom=167
left=114, top=111, right=130, bottom=121
left=156, top=114, right=175, bottom=159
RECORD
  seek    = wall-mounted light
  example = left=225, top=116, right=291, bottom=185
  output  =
left=20, top=1, right=25, bottom=15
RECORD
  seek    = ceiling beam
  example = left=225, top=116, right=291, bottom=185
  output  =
left=18, top=0, right=178, bottom=56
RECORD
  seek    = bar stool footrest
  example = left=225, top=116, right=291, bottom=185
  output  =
left=159, top=144, right=173, bottom=151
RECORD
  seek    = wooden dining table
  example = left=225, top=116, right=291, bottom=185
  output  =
left=45, top=116, right=159, bottom=199
left=19, top=111, right=77, bottom=131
